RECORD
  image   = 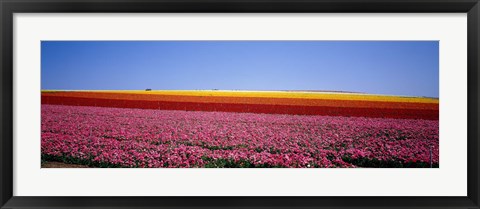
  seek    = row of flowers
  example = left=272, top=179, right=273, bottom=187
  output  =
left=42, top=91, right=439, bottom=110
left=41, top=105, right=439, bottom=168
left=42, top=95, right=439, bottom=120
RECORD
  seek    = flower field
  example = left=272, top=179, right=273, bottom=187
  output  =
left=41, top=90, right=439, bottom=168
left=42, top=91, right=438, bottom=120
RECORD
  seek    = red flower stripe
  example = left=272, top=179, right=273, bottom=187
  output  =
left=42, top=95, right=438, bottom=120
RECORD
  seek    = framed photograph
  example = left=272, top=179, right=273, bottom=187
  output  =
left=1, top=0, right=479, bottom=208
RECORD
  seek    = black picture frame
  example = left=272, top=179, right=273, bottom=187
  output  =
left=1, top=0, right=479, bottom=208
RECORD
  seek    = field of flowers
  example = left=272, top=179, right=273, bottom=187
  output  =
left=42, top=91, right=438, bottom=120
left=41, top=104, right=439, bottom=168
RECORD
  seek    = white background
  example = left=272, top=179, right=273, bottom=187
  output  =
left=13, top=13, right=467, bottom=196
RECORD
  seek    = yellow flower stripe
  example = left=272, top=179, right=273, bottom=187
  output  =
left=43, top=90, right=438, bottom=104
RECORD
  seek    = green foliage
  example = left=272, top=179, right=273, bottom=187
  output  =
left=342, top=155, right=439, bottom=168
left=41, top=154, right=131, bottom=168
left=202, top=157, right=286, bottom=168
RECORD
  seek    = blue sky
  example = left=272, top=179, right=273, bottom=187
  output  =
left=41, top=41, right=439, bottom=97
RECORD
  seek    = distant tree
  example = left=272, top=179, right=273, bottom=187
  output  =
left=145, top=88, right=152, bottom=91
